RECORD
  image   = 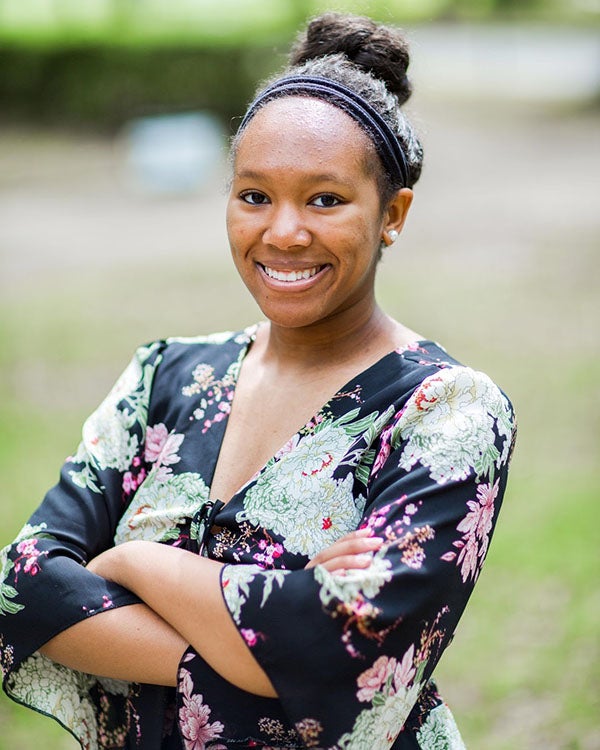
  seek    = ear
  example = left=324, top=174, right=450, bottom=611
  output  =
left=381, top=188, right=413, bottom=246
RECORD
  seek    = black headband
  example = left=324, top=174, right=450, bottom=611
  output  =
left=238, top=75, right=409, bottom=188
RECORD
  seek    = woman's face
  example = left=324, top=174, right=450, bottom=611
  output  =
left=227, top=97, right=407, bottom=332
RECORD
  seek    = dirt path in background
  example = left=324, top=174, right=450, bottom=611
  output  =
left=1, top=97, right=598, bottom=291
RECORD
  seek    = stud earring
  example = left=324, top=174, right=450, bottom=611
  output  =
left=387, top=229, right=399, bottom=244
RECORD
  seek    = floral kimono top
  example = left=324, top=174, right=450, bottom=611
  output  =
left=0, top=327, right=516, bottom=750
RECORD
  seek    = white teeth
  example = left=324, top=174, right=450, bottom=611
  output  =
left=263, top=265, right=321, bottom=282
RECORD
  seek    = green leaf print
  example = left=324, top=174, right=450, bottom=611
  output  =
left=0, top=562, right=23, bottom=616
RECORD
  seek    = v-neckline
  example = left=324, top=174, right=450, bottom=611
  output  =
left=206, top=327, right=431, bottom=507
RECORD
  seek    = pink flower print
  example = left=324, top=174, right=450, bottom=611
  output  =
left=180, top=666, right=194, bottom=697
left=14, top=539, right=48, bottom=581
left=253, top=540, right=284, bottom=568
left=448, top=478, right=500, bottom=583
left=122, top=471, right=136, bottom=494
left=472, top=479, right=499, bottom=557
left=178, top=668, right=224, bottom=750
left=274, top=434, right=300, bottom=461
left=16, top=539, right=37, bottom=557
left=179, top=696, right=224, bottom=750
left=372, top=423, right=393, bottom=476
left=122, top=467, right=147, bottom=496
left=241, top=628, right=257, bottom=647
left=144, top=424, right=184, bottom=467
left=356, top=655, right=396, bottom=702
left=393, top=644, right=416, bottom=690
left=456, top=533, right=479, bottom=582
left=201, top=402, right=231, bottom=433
left=144, top=423, right=169, bottom=462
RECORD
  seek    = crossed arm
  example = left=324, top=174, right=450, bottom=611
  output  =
left=40, top=529, right=382, bottom=696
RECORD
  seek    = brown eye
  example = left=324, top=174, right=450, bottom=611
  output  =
left=240, top=191, right=270, bottom=205
left=311, top=194, right=342, bottom=208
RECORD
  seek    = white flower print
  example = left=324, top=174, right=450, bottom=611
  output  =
left=277, top=422, right=351, bottom=476
left=8, top=653, right=100, bottom=750
left=79, top=351, right=161, bottom=473
left=221, top=564, right=263, bottom=625
left=241, top=419, right=366, bottom=557
left=395, top=368, right=512, bottom=484
left=0, top=634, right=15, bottom=679
left=377, top=684, right=423, bottom=746
left=114, top=471, right=209, bottom=544
left=339, top=682, right=422, bottom=750
left=339, top=644, right=425, bottom=750
left=168, top=330, right=244, bottom=347
left=96, top=676, right=130, bottom=696
left=68, top=349, right=160, bottom=483
left=416, top=702, right=466, bottom=749
left=221, top=564, right=289, bottom=625
left=243, top=473, right=364, bottom=558
left=315, top=553, right=392, bottom=608
left=82, top=406, right=139, bottom=474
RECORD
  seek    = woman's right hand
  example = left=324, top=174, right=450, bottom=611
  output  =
left=305, top=527, right=384, bottom=572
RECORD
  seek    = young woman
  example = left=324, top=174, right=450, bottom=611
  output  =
left=0, top=13, right=516, bottom=750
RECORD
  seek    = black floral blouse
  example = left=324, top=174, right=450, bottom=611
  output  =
left=0, top=327, right=516, bottom=750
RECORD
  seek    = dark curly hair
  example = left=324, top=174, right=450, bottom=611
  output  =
left=233, top=13, right=424, bottom=204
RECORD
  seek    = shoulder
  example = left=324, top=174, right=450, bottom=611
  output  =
left=390, top=347, right=516, bottom=483
left=137, top=327, right=254, bottom=381
left=395, top=341, right=513, bottom=421
left=402, top=364, right=514, bottom=432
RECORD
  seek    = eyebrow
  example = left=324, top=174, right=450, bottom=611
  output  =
left=235, top=168, right=351, bottom=185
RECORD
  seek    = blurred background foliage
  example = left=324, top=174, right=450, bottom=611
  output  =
left=0, top=1, right=599, bottom=748
left=0, top=0, right=599, bottom=129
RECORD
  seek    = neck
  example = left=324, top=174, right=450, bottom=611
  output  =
left=258, top=303, right=399, bottom=374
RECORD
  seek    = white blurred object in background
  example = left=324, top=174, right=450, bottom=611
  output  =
left=122, top=111, right=225, bottom=195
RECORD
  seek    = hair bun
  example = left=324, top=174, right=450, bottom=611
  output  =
left=289, top=13, right=412, bottom=105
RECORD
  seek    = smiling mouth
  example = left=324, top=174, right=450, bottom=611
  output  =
left=261, top=264, right=324, bottom=282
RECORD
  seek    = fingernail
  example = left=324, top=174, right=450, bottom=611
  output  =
left=357, top=554, right=372, bottom=565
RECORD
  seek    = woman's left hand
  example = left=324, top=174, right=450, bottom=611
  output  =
left=306, top=527, right=383, bottom=572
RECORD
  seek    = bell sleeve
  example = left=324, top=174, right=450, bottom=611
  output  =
left=0, top=340, right=166, bottom=748
left=218, top=365, right=516, bottom=748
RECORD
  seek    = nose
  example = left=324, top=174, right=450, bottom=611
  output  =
left=262, top=203, right=311, bottom=249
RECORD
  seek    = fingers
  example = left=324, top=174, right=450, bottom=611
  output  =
left=305, top=528, right=384, bottom=571
left=315, top=553, right=375, bottom=573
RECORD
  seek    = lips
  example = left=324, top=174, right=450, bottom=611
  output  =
left=260, top=264, right=325, bottom=283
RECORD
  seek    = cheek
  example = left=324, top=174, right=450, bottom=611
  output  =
left=226, top=206, right=262, bottom=251
left=335, top=213, right=382, bottom=256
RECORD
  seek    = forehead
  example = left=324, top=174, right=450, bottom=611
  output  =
left=234, top=96, right=374, bottom=174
